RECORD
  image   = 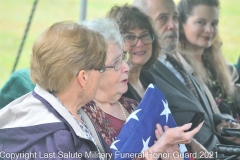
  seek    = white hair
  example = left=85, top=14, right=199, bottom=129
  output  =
left=132, top=0, right=149, bottom=14
left=81, top=18, right=122, bottom=46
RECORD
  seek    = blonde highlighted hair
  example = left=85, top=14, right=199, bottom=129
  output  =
left=30, top=21, right=107, bottom=93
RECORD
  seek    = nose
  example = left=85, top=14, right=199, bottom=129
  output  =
left=167, top=18, right=178, bottom=30
left=205, top=24, right=213, bottom=33
left=135, top=38, right=144, bottom=47
left=122, top=60, right=130, bottom=73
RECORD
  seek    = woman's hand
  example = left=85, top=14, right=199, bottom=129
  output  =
left=160, top=121, right=204, bottom=145
left=143, top=124, right=176, bottom=160
left=143, top=122, right=204, bottom=160
left=216, top=120, right=240, bottom=144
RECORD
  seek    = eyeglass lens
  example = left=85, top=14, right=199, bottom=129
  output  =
left=98, top=51, right=130, bottom=73
left=124, top=33, right=154, bottom=47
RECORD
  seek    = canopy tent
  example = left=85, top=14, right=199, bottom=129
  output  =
left=12, top=0, right=88, bottom=73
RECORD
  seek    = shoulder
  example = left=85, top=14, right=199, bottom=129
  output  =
left=0, top=93, right=60, bottom=129
left=0, top=122, right=97, bottom=153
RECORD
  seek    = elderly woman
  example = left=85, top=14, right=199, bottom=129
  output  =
left=177, top=0, right=240, bottom=144
left=82, top=18, right=203, bottom=159
left=0, top=21, right=111, bottom=158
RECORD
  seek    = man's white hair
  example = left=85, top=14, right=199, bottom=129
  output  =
left=132, top=0, right=149, bottom=14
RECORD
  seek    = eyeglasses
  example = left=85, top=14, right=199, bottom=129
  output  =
left=99, top=51, right=129, bottom=73
left=123, top=33, right=154, bottom=47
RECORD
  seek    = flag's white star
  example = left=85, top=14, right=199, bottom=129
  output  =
left=148, top=83, right=154, bottom=88
left=179, top=144, right=188, bottom=153
left=143, top=84, right=154, bottom=97
left=110, top=140, right=120, bottom=151
left=160, top=100, right=171, bottom=123
left=125, top=109, right=141, bottom=123
left=141, top=137, right=151, bottom=153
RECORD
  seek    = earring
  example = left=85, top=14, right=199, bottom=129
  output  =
left=82, top=87, right=86, bottom=102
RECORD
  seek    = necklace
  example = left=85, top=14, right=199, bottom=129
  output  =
left=118, top=101, right=127, bottom=120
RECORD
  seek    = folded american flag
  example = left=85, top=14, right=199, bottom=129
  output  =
left=110, top=84, right=190, bottom=160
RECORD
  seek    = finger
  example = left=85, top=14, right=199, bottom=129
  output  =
left=219, top=121, right=230, bottom=128
left=229, top=137, right=240, bottom=144
left=181, top=123, right=192, bottom=131
left=156, top=123, right=163, bottom=133
left=155, top=123, right=163, bottom=139
left=156, top=123, right=162, bottom=129
left=235, top=139, right=240, bottom=144
left=180, top=122, right=204, bottom=144
left=225, top=137, right=235, bottom=141
left=187, top=121, right=204, bottom=136
left=230, top=122, right=240, bottom=129
left=164, top=125, right=169, bottom=131
left=155, top=129, right=161, bottom=140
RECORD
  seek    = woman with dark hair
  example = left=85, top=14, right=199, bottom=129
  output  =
left=177, top=0, right=240, bottom=143
left=108, top=4, right=160, bottom=102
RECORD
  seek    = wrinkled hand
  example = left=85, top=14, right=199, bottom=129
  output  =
left=156, top=124, right=185, bottom=160
left=161, top=121, right=204, bottom=145
left=216, top=120, right=240, bottom=144
left=143, top=122, right=204, bottom=160
left=144, top=124, right=184, bottom=160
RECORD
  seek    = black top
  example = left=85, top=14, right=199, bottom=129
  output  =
left=123, top=71, right=155, bottom=102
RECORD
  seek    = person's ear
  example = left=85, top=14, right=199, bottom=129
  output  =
left=77, top=70, right=89, bottom=89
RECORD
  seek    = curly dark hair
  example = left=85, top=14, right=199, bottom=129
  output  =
left=107, top=4, right=160, bottom=70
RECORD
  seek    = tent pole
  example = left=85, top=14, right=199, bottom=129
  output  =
left=79, top=0, right=87, bottom=22
left=11, top=0, right=38, bottom=73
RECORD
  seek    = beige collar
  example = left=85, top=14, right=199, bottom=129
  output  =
left=173, top=51, right=194, bottom=75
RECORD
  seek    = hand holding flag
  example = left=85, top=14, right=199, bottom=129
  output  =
left=110, top=84, right=203, bottom=160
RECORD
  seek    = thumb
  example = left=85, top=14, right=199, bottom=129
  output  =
left=182, top=123, right=192, bottom=131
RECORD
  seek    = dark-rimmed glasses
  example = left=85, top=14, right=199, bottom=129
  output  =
left=98, top=51, right=129, bottom=73
left=123, top=33, right=154, bottom=47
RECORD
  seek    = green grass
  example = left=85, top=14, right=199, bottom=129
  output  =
left=0, top=0, right=133, bottom=87
left=0, top=0, right=239, bottom=87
